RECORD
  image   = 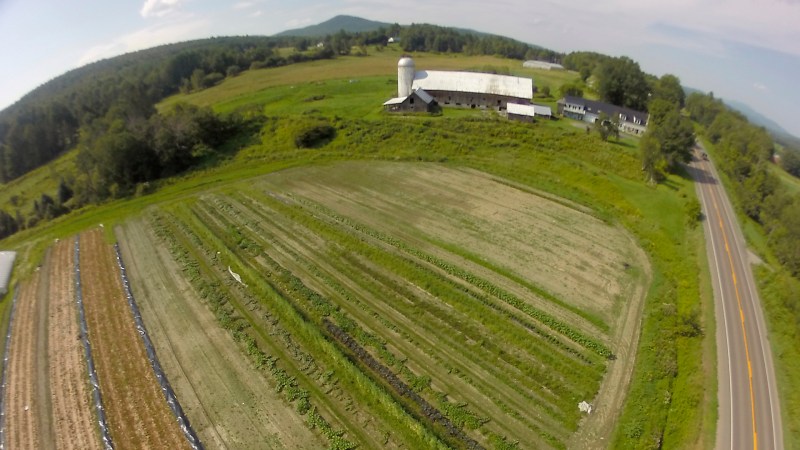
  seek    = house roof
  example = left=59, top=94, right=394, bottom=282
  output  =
left=0, top=251, right=17, bottom=295
left=383, top=97, right=406, bottom=106
left=412, top=70, right=533, bottom=100
left=560, top=96, right=648, bottom=126
left=507, top=103, right=552, bottom=117
left=413, top=88, right=434, bottom=104
left=382, top=88, right=435, bottom=106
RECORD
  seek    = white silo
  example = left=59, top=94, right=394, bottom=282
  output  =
left=397, top=56, right=415, bottom=98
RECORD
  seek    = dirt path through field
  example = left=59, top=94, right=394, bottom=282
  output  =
left=568, top=234, right=651, bottom=449
left=48, top=239, right=102, bottom=449
left=117, top=220, right=326, bottom=449
left=34, top=248, right=55, bottom=450
left=5, top=273, right=41, bottom=449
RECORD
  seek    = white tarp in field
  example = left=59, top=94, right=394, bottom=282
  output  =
left=0, top=252, right=16, bottom=296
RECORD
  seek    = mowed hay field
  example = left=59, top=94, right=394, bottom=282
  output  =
left=118, top=161, right=649, bottom=449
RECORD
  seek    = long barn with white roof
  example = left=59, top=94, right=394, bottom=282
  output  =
left=386, top=57, right=534, bottom=112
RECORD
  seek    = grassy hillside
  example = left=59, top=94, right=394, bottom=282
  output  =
left=0, top=53, right=712, bottom=449
left=159, top=46, right=578, bottom=114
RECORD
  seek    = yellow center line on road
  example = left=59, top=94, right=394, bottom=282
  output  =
left=710, top=181, right=759, bottom=450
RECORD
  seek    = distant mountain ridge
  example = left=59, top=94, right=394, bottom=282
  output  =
left=275, top=15, right=393, bottom=37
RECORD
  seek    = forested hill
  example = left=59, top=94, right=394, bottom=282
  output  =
left=275, top=15, right=392, bottom=37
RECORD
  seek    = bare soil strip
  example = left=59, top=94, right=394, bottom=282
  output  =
left=79, top=229, right=190, bottom=450
left=48, top=239, right=102, bottom=450
left=5, top=273, right=41, bottom=449
left=34, top=248, right=55, bottom=450
left=117, top=220, right=325, bottom=449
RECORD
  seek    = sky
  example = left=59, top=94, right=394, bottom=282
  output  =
left=0, top=0, right=798, bottom=136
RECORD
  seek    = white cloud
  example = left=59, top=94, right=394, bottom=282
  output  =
left=78, top=19, right=208, bottom=66
left=250, top=10, right=263, bottom=18
left=753, top=82, right=768, bottom=91
left=285, top=18, right=313, bottom=28
left=234, top=1, right=256, bottom=10
left=140, top=0, right=185, bottom=18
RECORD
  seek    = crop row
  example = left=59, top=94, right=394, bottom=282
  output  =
left=294, top=196, right=614, bottom=359
left=148, top=211, right=358, bottom=450
left=242, top=190, right=602, bottom=386
left=216, top=199, right=536, bottom=444
left=164, top=204, right=450, bottom=448
left=217, top=191, right=592, bottom=443
left=190, top=199, right=496, bottom=448
left=237, top=190, right=602, bottom=386
left=422, top=235, right=609, bottom=333
left=215, top=194, right=566, bottom=442
left=228, top=191, right=589, bottom=380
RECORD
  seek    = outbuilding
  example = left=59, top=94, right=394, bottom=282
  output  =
left=383, top=88, right=437, bottom=113
left=523, top=60, right=564, bottom=71
left=0, top=251, right=17, bottom=296
left=387, top=57, right=534, bottom=112
left=507, top=103, right=552, bottom=122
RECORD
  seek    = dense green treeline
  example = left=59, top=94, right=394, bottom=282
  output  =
left=398, top=24, right=561, bottom=62
left=686, top=92, right=800, bottom=275
left=0, top=36, right=335, bottom=185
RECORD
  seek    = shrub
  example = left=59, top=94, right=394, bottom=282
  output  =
left=294, top=124, right=336, bottom=148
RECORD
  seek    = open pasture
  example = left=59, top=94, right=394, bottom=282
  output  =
left=160, top=48, right=579, bottom=117
left=119, top=161, right=648, bottom=449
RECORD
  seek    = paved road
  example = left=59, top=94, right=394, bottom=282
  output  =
left=688, top=144, right=783, bottom=450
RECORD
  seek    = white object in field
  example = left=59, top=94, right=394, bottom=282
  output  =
left=578, top=400, right=592, bottom=414
left=228, top=266, right=244, bottom=285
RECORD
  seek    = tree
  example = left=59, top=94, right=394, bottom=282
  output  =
left=593, top=112, right=620, bottom=141
left=647, top=98, right=678, bottom=127
left=539, top=85, right=551, bottom=98
left=639, top=107, right=694, bottom=180
left=0, top=210, right=18, bottom=240
left=559, top=82, right=583, bottom=98
left=652, top=110, right=695, bottom=167
left=596, top=56, right=650, bottom=111
left=190, top=68, right=206, bottom=91
left=640, top=132, right=665, bottom=183
left=781, top=149, right=800, bottom=178
left=652, top=74, right=685, bottom=108
left=57, top=179, right=73, bottom=205
left=226, top=65, right=241, bottom=77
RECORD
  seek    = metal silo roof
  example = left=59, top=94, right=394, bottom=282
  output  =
left=412, top=70, right=533, bottom=100
left=398, top=57, right=415, bottom=68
